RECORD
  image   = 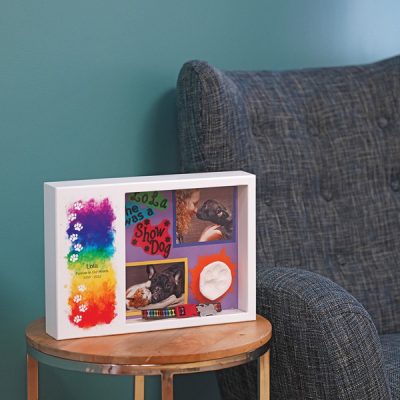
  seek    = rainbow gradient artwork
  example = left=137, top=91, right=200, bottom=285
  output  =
left=66, top=198, right=117, bottom=328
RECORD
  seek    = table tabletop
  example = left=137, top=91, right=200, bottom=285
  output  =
left=26, top=315, right=272, bottom=366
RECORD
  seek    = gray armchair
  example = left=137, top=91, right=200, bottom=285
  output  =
left=176, top=56, right=400, bottom=399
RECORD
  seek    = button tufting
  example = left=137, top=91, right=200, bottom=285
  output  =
left=311, top=128, right=319, bottom=137
left=378, top=117, right=388, bottom=129
left=336, top=254, right=346, bottom=266
left=390, top=168, right=400, bottom=192
left=391, top=178, right=400, bottom=192
left=321, top=189, right=333, bottom=202
left=265, top=197, right=272, bottom=206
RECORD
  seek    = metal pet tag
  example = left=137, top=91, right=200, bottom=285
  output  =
left=196, top=304, right=218, bottom=317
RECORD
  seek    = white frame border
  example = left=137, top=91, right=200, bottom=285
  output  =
left=44, top=171, right=256, bottom=339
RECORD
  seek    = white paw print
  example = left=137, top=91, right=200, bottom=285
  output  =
left=79, top=304, right=88, bottom=313
left=74, top=222, right=83, bottom=231
left=73, top=294, right=82, bottom=303
left=73, top=315, right=82, bottom=323
left=74, top=201, right=84, bottom=210
left=78, top=284, right=86, bottom=292
left=68, top=213, right=77, bottom=222
left=69, top=233, right=78, bottom=242
left=69, top=253, right=79, bottom=262
left=74, top=243, right=83, bottom=252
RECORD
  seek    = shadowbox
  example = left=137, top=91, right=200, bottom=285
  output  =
left=44, top=171, right=256, bottom=339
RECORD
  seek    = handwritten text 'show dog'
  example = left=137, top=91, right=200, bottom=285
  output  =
left=132, top=219, right=172, bottom=258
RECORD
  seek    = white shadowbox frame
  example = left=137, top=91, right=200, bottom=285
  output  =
left=44, top=171, right=256, bottom=339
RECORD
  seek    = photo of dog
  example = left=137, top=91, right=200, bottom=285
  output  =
left=126, top=259, right=187, bottom=316
left=196, top=199, right=233, bottom=240
left=175, top=186, right=235, bottom=244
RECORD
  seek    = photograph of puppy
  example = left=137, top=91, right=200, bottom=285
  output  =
left=196, top=199, right=233, bottom=240
left=175, top=186, right=235, bottom=244
left=126, top=259, right=187, bottom=316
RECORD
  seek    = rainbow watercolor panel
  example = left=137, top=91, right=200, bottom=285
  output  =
left=66, top=199, right=117, bottom=328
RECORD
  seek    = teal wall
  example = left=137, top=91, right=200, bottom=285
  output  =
left=1, top=1, right=400, bottom=399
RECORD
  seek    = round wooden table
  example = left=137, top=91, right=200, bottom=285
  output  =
left=26, top=315, right=272, bottom=400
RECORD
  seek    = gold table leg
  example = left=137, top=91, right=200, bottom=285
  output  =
left=161, top=372, right=174, bottom=400
left=134, top=375, right=145, bottom=400
left=27, top=353, right=38, bottom=400
left=259, top=350, right=270, bottom=400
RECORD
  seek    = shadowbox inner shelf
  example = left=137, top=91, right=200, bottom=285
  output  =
left=44, top=171, right=256, bottom=339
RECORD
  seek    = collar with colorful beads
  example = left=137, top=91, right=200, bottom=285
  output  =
left=142, top=303, right=222, bottom=320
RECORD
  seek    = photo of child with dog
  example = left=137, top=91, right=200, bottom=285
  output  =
left=126, top=259, right=187, bottom=316
left=175, top=187, right=235, bottom=244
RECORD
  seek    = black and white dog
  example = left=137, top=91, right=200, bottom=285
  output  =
left=196, top=199, right=233, bottom=240
left=146, top=264, right=184, bottom=304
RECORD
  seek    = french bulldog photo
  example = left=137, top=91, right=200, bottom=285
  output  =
left=146, top=263, right=184, bottom=304
left=126, top=261, right=185, bottom=312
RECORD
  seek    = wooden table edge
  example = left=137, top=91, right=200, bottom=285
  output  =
left=26, top=315, right=272, bottom=366
left=26, top=342, right=271, bottom=376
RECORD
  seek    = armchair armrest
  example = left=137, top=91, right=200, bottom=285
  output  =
left=256, top=267, right=391, bottom=400
left=217, top=267, right=391, bottom=400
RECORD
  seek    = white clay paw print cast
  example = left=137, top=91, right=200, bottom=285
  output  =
left=74, top=222, right=83, bottom=231
left=79, top=304, right=88, bottom=313
left=70, top=254, right=79, bottom=262
left=74, top=243, right=83, bottom=252
left=73, top=201, right=84, bottom=210
left=67, top=213, right=77, bottom=222
left=69, top=233, right=78, bottom=242
left=73, top=294, right=82, bottom=303
left=73, top=315, right=82, bottom=324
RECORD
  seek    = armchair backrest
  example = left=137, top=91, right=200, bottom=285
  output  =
left=177, top=56, right=400, bottom=334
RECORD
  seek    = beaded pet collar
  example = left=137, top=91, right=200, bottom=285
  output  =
left=142, top=303, right=222, bottom=320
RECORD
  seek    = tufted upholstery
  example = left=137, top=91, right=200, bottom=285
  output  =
left=177, top=56, right=400, bottom=399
